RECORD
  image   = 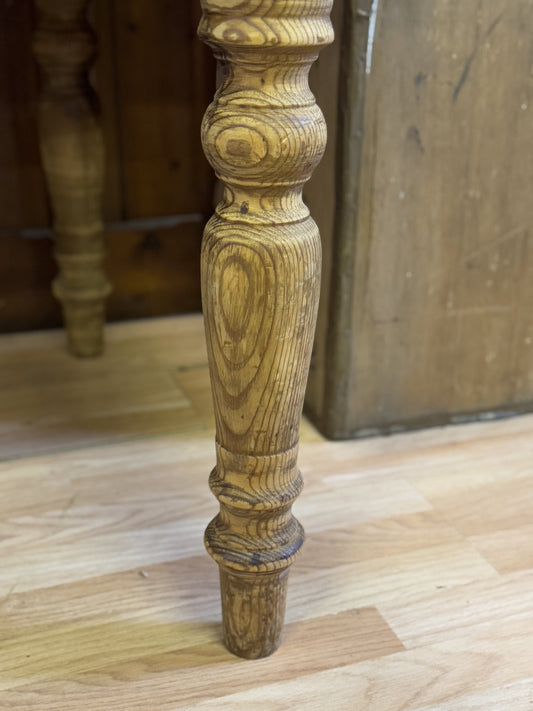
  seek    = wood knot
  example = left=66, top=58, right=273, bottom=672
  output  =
left=227, top=139, right=252, bottom=159
left=216, top=126, right=268, bottom=168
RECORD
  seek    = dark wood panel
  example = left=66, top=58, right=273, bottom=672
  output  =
left=0, top=224, right=202, bottom=333
left=106, top=223, right=203, bottom=320
left=110, top=0, right=215, bottom=218
left=94, top=0, right=124, bottom=222
left=0, top=234, right=58, bottom=331
left=0, top=0, right=49, bottom=228
left=0, top=0, right=214, bottom=332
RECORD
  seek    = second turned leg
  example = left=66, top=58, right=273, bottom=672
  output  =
left=33, top=0, right=110, bottom=357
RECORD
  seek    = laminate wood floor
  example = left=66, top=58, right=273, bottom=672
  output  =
left=1, top=314, right=532, bottom=710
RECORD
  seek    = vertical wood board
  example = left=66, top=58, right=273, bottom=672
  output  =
left=306, top=0, right=533, bottom=437
left=350, top=0, right=533, bottom=432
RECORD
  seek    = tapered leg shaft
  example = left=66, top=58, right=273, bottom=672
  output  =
left=199, top=0, right=334, bottom=658
left=33, top=0, right=110, bottom=357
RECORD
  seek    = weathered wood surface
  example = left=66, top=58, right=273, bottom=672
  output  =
left=305, top=0, right=533, bottom=437
left=1, top=314, right=533, bottom=708
left=199, top=0, right=334, bottom=656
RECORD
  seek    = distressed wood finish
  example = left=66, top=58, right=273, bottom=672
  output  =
left=198, top=0, right=334, bottom=657
left=33, top=0, right=110, bottom=356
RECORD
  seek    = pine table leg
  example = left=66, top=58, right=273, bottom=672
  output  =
left=199, top=0, right=334, bottom=658
left=33, top=0, right=110, bottom=357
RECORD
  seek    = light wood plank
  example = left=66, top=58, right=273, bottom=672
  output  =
left=175, top=614, right=533, bottom=710
left=0, top=608, right=402, bottom=696
left=414, top=679, right=533, bottom=711
left=380, top=569, right=533, bottom=647
left=470, top=524, right=533, bottom=574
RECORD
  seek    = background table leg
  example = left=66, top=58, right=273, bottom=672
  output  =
left=33, top=0, right=110, bottom=357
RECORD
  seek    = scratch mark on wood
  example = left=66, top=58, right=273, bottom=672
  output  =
left=486, top=12, right=504, bottom=37
left=453, top=47, right=478, bottom=102
left=453, top=13, right=502, bottom=103
left=1, top=584, right=17, bottom=607
left=446, top=305, right=511, bottom=318
left=464, top=226, right=527, bottom=263
left=406, top=125, right=425, bottom=154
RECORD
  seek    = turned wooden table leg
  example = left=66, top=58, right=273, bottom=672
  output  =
left=199, top=0, right=333, bottom=658
left=33, top=0, right=110, bottom=357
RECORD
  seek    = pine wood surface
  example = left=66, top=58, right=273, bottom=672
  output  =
left=198, top=0, right=333, bottom=657
left=1, top=314, right=532, bottom=707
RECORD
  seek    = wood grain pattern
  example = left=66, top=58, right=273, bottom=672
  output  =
left=1, top=314, right=533, bottom=708
left=33, top=0, right=111, bottom=356
left=199, top=0, right=333, bottom=657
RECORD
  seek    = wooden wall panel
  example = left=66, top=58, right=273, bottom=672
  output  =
left=109, top=0, right=213, bottom=218
left=0, top=225, right=202, bottom=333
left=0, top=234, right=57, bottom=332
left=93, top=0, right=124, bottom=221
left=106, top=224, right=202, bottom=320
left=0, top=0, right=49, bottom=228
left=306, top=0, right=533, bottom=437
left=0, top=0, right=214, bottom=333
